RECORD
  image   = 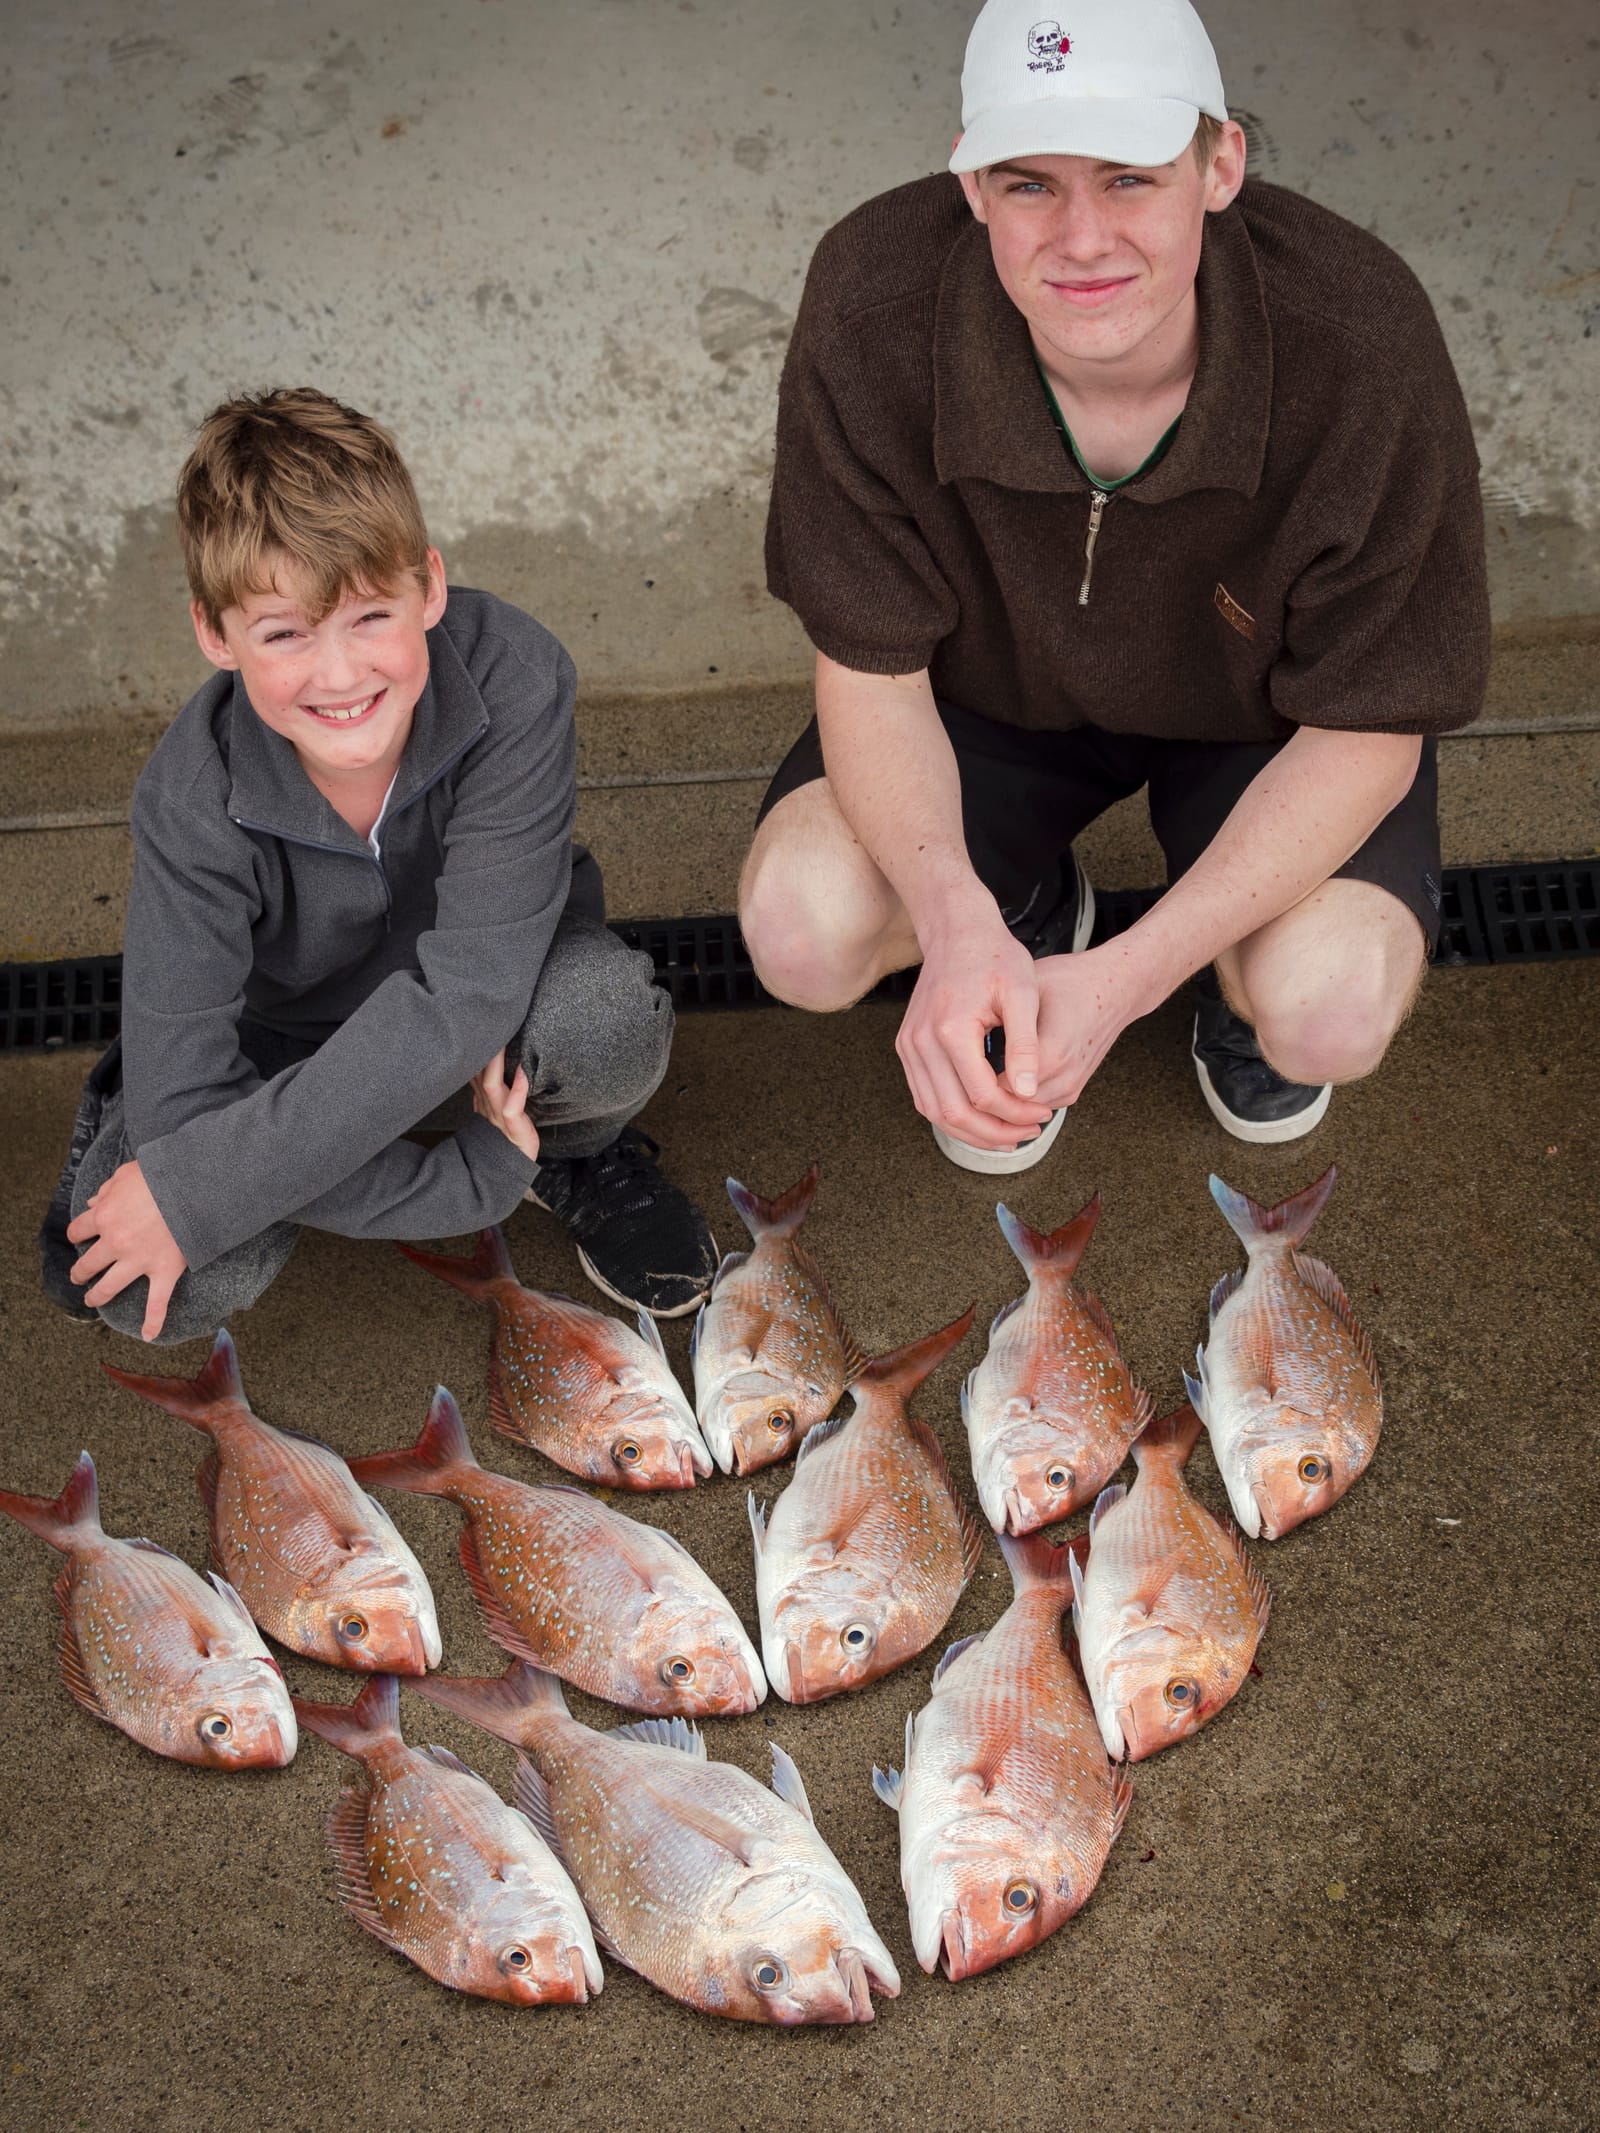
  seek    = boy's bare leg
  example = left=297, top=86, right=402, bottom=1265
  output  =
left=739, top=778, right=922, bottom=1011
left=1215, top=877, right=1427, bottom=1087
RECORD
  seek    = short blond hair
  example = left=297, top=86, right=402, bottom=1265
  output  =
left=1192, top=112, right=1226, bottom=166
left=177, top=387, right=431, bottom=631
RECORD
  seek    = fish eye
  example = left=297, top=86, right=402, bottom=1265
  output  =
left=1003, top=1880, right=1037, bottom=1915
left=198, top=1711, right=232, bottom=1742
left=840, top=1622, right=874, bottom=1654
left=338, top=1613, right=369, bottom=1643
left=1164, top=1678, right=1199, bottom=1709
left=615, top=1439, right=643, bottom=1467
left=751, top=1956, right=787, bottom=1992
left=766, top=1408, right=795, bottom=1436
left=1297, top=1454, right=1328, bottom=1483
left=1045, top=1463, right=1072, bottom=1492
left=502, top=1945, right=532, bottom=1973
left=660, top=1654, right=696, bottom=1685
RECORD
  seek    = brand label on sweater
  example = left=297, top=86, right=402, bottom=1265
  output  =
left=1214, top=582, right=1258, bottom=640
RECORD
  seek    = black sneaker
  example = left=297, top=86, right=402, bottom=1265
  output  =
left=37, top=1039, right=123, bottom=1322
left=525, top=1127, right=718, bottom=1319
left=1191, top=971, right=1331, bottom=1143
left=1005, top=849, right=1097, bottom=960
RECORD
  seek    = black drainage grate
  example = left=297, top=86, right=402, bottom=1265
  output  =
left=3, top=860, right=1595, bottom=1051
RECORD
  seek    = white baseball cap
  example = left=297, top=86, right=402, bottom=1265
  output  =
left=950, top=0, right=1228, bottom=174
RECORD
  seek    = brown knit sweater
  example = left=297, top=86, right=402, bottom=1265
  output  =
left=766, top=175, right=1490, bottom=741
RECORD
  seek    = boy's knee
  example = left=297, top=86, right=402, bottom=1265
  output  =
left=518, top=925, right=673, bottom=1113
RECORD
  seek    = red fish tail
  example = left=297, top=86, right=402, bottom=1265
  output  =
left=996, top=1528, right=1081, bottom=1596
left=859, top=1307, right=976, bottom=1399
left=1132, top=1406, right=1206, bottom=1473
left=1209, top=1168, right=1336, bottom=1252
left=725, top=1164, right=819, bottom=1243
left=292, top=1674, right=402, bottom=1759
left=995, top=1194, right=1102, bottom=1279
left=346, top=1386, right=480, bottom=1495
left=0, top=1450, right=100, bottom=1551
left=102, top=1325, right=245, bottom=1429
left=409, top=1660, right=567, bottom=1748
left=396, top=1225, right=516, bottom=1298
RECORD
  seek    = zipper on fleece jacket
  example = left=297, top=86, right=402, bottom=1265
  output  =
left=1078, top=491, right=1109, bottom=607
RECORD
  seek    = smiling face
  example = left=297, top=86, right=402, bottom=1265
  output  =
left=957, top=126, right=1245, bottom=379
left=191, top=547, right=447, bottom=789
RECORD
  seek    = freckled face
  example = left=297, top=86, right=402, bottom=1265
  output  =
left=191, top=549, right=447, bottom=782
left=958, top=133, right=1245, bottom=371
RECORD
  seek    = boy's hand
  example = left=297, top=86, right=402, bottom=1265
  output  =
left=471, top=1053, right=540, bottom=1165
left=66, top=1161, right=188, bottom=1341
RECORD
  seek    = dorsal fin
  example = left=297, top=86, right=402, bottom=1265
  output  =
left=794, top=1411, right=850, bottom=1466
left=1209, top=1268, right=1244, bottom=1324
left=725, top=1164, right=820, bottom=1244
left=324, top=1786, right=397, bottom=1952
left=53, top=1568, right=110, bottom=1723
left=1078, top=1288, right=1125, bottom=1353
left=421, top=1744, right=479, bottom=1779
left=609, top=1715, right=707, bottom=1758
left=859, top=1308, right=975, bottom=1399
left=101, top=1327, right=245, bottom=1431
left=455, top=1525, right=542, bottom=1665
left=906, top=1416, right=986, bottom=1583
left=1218, top=1514, right=1274, bottom=1631
left=768, top=1744, right=814, bottom=1821
left=995, top=1194, right=1101, bottom=1280
left=1088, top=1483, right=1127, bottom=1538
left=930, top=1632, right=984, bottom=1686
left=1292, top=1253, right=1381, bottom=1391
left=510, top=1755, right=567, bottom=1864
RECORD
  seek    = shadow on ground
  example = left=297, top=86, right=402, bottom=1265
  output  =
left=1, top=969, right=1596, bottom=2133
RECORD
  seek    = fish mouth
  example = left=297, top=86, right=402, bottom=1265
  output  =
left=1003, top=1485, right=1028, bottom=1536
left=1118, top=1703, right=1142, bottom=1761
left=834, top=1949, right=876, bottom=2023
left=939, top=1911, right=968, bottom=1981
left=782, top=1642, right=806, bottom=1704
left=566, top=1941, right=601, bottom=2003
left=683, top=1433, right=714, bottom=1483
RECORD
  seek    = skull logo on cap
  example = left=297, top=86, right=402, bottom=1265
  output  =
left=1028, top=20, right=1069, bottom=61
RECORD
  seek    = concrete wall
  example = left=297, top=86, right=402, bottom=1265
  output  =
left=2, top=0, right=1596, bottom=730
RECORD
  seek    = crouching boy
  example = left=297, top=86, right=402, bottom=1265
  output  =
left=39, top=387, right=716, bottom=1342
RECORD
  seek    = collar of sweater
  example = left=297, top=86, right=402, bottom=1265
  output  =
left=221, top=610, right=489, bottom=847
left=932, top=191, right=1272, bottom=504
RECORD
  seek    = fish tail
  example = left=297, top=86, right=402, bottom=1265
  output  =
left=724, top=1164, right=819, bottom=1243
left=345, top=1386, right=480, bottom=1495
left=1209, top=1167, right=1337, bottom=1253
left=0, top=1450, right=100, bottom=1551
left=409, top=1660, right=567, bottom=1749
left=995, top=1193, right=1102, bottom=1279
left=101, top=1325, right=244, bottom=1429
left=997, top=1528, right=1081, bottom=1596
left=395, top=1225, right=516, bottom=1296
left=292, top=1673, right=402, bottom=1759
left=1132, top=1406, right=1206, bottom=1472
left=859, top=1307, right=976, bottom=1398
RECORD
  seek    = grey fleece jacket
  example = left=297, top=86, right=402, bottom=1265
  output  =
left=123, top=586, right=576, bottom=1272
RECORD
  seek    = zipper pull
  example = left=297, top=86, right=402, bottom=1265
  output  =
left=1078, top=490, right=1108, bottom=607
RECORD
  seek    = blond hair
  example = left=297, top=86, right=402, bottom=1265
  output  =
left=1192, top=112, right=1226, bottom=166
left=177, top=387, right=431, bottom=631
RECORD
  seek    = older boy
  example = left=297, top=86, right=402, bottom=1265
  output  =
left=740, top=0, right=1489, bottom=1171
left=41, top=388, right=715, bottom=1341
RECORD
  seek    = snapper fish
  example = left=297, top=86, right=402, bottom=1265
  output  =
left=348, top=1388, right=764, bottom=1716
left=750, top=1312, right=984, bottom=1705
left=104, top=1330, right=441, bottom=1675
left=1186, top=1169, right=1382, bottom=1541
left=293, top=1673, right=600, bottom=2005
left=1072, top=1407, right=1271, bottom=1761
left=962, top=1199, right=1153, bottom=1535
left=412, top=1660, right=900, bottom=2025
left=398, top=1228, right=711, bottom=1490
left=873, top=1532, right=1129, bottom=1980
left=0, top=1451, right=296, bottom=1768
left=691, top=1166, right=863, bottom=1476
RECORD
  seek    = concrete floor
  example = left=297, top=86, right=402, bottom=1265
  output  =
left=1, top=966, right=1596, bottom=2132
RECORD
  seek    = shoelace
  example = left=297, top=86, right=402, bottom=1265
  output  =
left=548, top=1128, right=667, bottom=1221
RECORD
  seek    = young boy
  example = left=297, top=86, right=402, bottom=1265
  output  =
left=39, top=387, right=717, bottom=1343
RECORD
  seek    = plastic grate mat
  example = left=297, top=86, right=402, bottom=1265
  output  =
left=3, top=861, right=1595, bottom=1050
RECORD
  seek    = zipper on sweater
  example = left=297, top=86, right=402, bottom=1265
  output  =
left=1078, top=491, right=1109, bottom=607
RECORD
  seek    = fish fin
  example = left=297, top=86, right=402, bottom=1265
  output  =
left=206, top=1572, right=258, bottom=1636
left=0, top=1450, right=100, bottom=1550
left=395, top=1224, right=515, bottom=1296
left=1291, top=1253, right=1382, bottom=1391
left=101, top=1325, right=244, bottom=1429
left=706, top=1249, right=750, bottom=1300
left=1184, top=1349, right=1210, bottom=1428
left=995, top=1194, right=1101, bottom=1280
left=1133, top=1407, right=1206, bottom=1473
left=659, top=1789, right=758, bottom=1866
left=634, top=1306, right=670, bottom=1362
left=794, top=1411, right=850, bottom=1466
left=725, top=1164, right=819, bottom=1244
left=906, top=1417, right=987, bottom=1584
left=324, top=1784, right=402, bottom=1954
left=747, top=1491, right=766, bottom=1561
left=53, top=1570, right=110, bottom=1723
left=930, top=1632, right=984, bottom=1687
left=987, top=1293, right=1025, bottom=1337
left=293, top=1674, right=401, bottom=1760
left=1109, top=1760, right=1134, bottom=1842
left=455, top=1525, right=542, bottom=1665
left=485, top=1344, right=526, bottom=1450
left=1089, top=1483, right=1128, bottom=1538
left=1219, top=1516, right=1275, bottom=1633
left=860, top=1308, right=976, bottom=1398
left=836, top=1317, right=868, bottom=1386
left=996, top=1530, right=1077, bottom=1597
left=1078, top=1288, right=1125, bottom=1353
left=410, top=1659, right=567, bottom=1745
left=1208, top=1268, right=1244, bottom=1325
left=1210, top=1167, right=1336, bottom=1253
left=870, top=1763, right=903, bottom=1811
left=346, top=1386, right=479, bottom=1495
left=1068, top=1543, right=1086, bottom=1635
left=609, top=1715, right=707, bottom=1759
left=510, top=1755, right=569, bottom=1864
left=421, top=1744, right=478, bottom=1778
left=768, top=1743, right=815, bottom=1822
